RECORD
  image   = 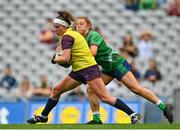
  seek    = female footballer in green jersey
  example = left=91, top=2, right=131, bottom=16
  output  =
left=27, top=11, right=142, bottom=124
left=75, top=17, right=173, bottom=124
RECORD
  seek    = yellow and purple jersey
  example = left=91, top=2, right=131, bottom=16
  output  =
left=60, top=28, right=97, bottom=71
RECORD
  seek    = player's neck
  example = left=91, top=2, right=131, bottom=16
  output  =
left=84, top=30, right=89, bottom=37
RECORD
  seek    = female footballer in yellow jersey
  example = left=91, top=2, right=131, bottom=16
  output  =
left=27, top=10, right=140, bottom=124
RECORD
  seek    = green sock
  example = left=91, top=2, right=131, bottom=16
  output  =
left=158, top=102, right=167, bottom=111
left=93, top=114, right=100, bottom=122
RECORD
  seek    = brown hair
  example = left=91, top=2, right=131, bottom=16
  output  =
left=123, top=34, right=134, bottom=45
left=76, top=16, right=92, bottom=30
left=56, top=10, right=75, bottom=25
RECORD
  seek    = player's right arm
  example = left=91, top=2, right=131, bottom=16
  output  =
left=88, top=31, right=102, bottom=57
left=52, top=35, right=74, bottom=64
left=90, top=45, right=98, bottom=56
left=54, top=49, right=71, bottom=64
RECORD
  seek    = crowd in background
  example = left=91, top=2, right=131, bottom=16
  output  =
left=0, top=64, right=52, bottom=102
left=0, top=29, right=163, bottom=102
left=118, top=30, right=162, bottom=82
left=1, top=0, right=179, bottom=102
left=125, top=0, right=180, bottom=17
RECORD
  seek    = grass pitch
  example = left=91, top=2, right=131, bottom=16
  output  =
left=0, top=123, right=180, bottom=129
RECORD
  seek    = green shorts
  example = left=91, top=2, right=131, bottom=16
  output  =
left=101, top=60, right=131, bottom=80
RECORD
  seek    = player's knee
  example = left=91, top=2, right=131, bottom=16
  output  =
left=51, top=87, right=61, bottom=98
left=130, top=86, right=142, bottom=95
left=98, top=95, right=111, bottom=104
left=87, top=87, right=94, bottom=97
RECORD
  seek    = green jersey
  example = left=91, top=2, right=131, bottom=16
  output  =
left=85, top=31, right=125, bottom=71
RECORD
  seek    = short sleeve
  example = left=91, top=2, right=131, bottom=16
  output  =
left=61, top=35, right=74, bottom=50
left=88, top=32, right=103, bottom=46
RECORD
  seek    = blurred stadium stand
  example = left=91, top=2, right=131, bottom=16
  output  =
left=0, top=0, right=180, bottom=123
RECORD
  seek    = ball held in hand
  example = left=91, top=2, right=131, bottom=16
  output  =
left=54, top=51, right=71, bottom=68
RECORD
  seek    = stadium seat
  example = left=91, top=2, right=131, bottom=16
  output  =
left=0, top=0, right=180, bottom=96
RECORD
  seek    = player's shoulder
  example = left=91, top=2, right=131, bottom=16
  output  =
left=64, top=28, right=81, bottom=38
left=88, top=30, right=101, bottom=37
